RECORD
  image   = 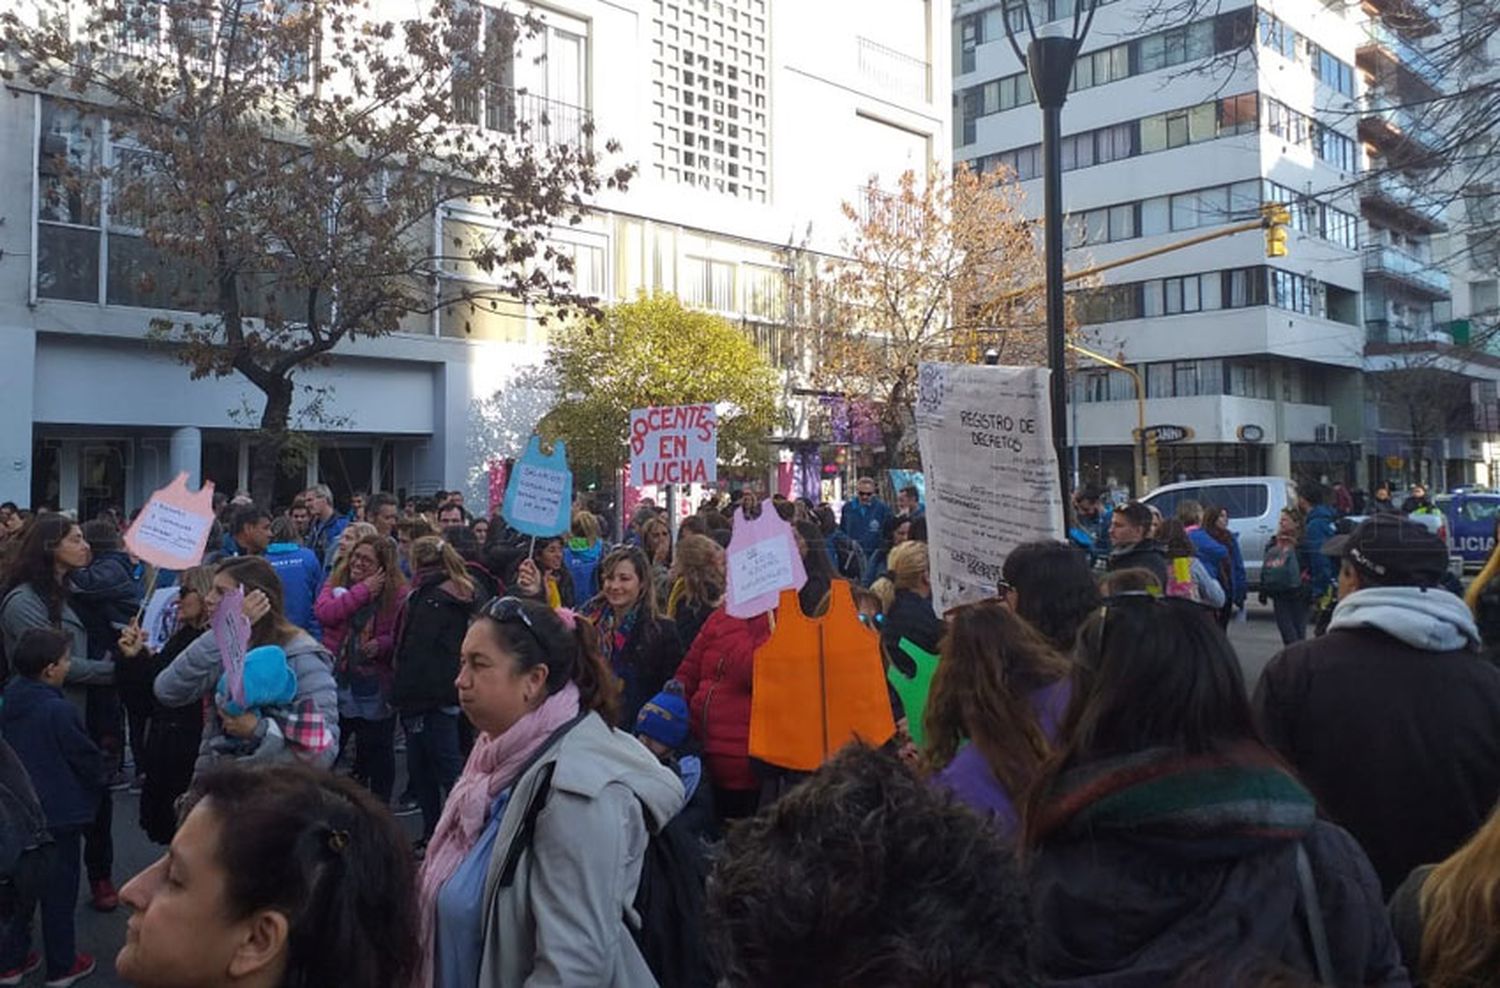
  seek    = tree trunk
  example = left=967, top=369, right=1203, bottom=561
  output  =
left=250, top=378, right=294, bottom=508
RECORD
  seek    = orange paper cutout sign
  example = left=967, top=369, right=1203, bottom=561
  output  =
left=124, top=473, right=217, bottom=571
left=748, top=581, right=896, bottom=772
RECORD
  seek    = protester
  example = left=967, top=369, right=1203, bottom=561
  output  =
left=349, top=490, right=368, bottom=524
left=673, top=600, right=771, bottom=822
left=814, top=504, right=866, bottom=583
left=69, top=520, right=140, bottom=791
left=1024, top=594, right=1407, bottom=985
left=264, top=516, right=323, bottom=640
left=1071, top=485, right=1110, bottom=561
left=1160, top=519, right=1226, bottom=607
left=288, top=498, right=311, bottom=543
left=794, top=520, right=836, bottom=618
left=328, top=521, right=377, bottom=577
left=839, top=477, right=891, bottom=559
left=221, top=505, right=271, bottom=559
left=1255, top=514, right=1500, bottom=896
left=531, top=535, right=574, bottom=609
left=470, top=516, right=490, bottom=547
left=1195, top=505, right=1248, bottom=622
left=708, top=744, right=1031, bottom=988
left=578, top=546, right=683, bottom=729
left=368, top=493, right=400, bottom=541
left=1387, top=803, right=1500, bottom=988
left=396, top=517, right=439, bottom=577
left=1298, top=482, right=1339, bottom=620
left=0, top=629, right=103, bottom=987
left=665, top=533, right=723, bottom=653
left=0, top=735, right=48, bottom=983
left=444, top=526, right=501, bottom=603
left=635, top=682, right=717, bottom=843
left=304, top=484, right=349, bottom=566
left=895, top=483, right=924, bottom=520
left=1105, top=501, right=1169, bottom=584
left=924, top=600, right=1071, bottom=841
left=861, top=515, right=911, bottom=587
left=0, top=513, right=118, bottom=914
left=115, top=762, right=419, bottom=988
left=414, top=596, right=682, bottom=987
left=563, top=510, right=607, bottom=603
left=999, top=539, right=1101, bottom=653
left=317, top=534, right=407, bottom=804
left=1402, top=484, right=1436, bottom=516
left=114, top=567, right=214, bottom=845
left=877, top=539, right=941, bottom=676
left=1261, top=510, right=1311, bottom=645
left=153, top=556, right=340, bottom=775
left=640, top=515, right=673, bottom=607
left=392, top=536, right=477, bottom=844
left=1371, top=485, right=1401, bottom=515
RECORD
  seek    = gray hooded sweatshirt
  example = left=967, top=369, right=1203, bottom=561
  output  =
left=153, top=628, right=339, bottom=775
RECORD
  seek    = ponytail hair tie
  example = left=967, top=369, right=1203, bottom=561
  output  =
left=555, top=607, right=578, bottom=631
left=326, top=829, right=350, bottom=854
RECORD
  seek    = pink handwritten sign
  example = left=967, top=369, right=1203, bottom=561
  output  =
left=124, top=473, right=216, bottom=571
left=211, top=586, right=251, bottom=710
left=724, top=500, right=807, bottom=619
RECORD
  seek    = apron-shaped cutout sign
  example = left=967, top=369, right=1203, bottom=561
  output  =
left=748, top=582, right=896, bottom=772
left=501, top=436, right=573, bottom=538
left=124, top=472, right=216, bottom=572
left=724, top=500, right=806, bottom=619
left=890, top=638, right=940, bottom=751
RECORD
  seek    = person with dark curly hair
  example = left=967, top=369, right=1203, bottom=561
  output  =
left=1001, top=540, right=1102, bottom=653
left=707, top=743, right=1032, bottom=988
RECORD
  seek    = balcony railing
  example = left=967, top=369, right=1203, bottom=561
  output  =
left=1360, top=21, right=1444, bottom=90
left=857, top=37, right=931, bottom=104
left=1360, top=90, right=1443, bottom=151
left=1363, top=244, right=1452, bottom=298
left=457, top=86, right=591, bottom=151
left=1360, top=169, right=1448, bottom=228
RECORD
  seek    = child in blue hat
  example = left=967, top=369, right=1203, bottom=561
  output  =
left=210, top=644, right=298, bottom=758
left=636, top=682, right=718, bottom=843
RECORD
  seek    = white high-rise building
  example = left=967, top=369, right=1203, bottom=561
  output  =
left=955, top=0, right=1369, bottom=495
left=0, top=0, right=950, bottom=513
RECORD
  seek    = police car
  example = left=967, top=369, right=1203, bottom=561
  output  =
left=1434, top=491, right=1500, bottom=569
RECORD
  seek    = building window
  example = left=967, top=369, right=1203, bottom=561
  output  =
left=1218, top=93, right=1258, bottom=136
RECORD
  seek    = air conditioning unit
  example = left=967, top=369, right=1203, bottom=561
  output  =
left=1315, top=423, right=1338, bottom=443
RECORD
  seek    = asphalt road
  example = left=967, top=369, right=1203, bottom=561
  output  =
left=54, top=605, right=1292, bottom=988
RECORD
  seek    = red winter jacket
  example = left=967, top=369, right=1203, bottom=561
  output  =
left=673, top=607, right=771, bottom=793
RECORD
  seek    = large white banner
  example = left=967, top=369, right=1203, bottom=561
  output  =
left=915, top=362, right=1065, bottom=614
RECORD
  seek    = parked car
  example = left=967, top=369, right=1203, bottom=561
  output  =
left=1435, top=491, right=1500, bottom=569
left=1141, top=477, right=1298, bottom=588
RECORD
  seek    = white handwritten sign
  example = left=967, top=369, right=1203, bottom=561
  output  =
left=724, top=500, right=807, bottom=618
left=501, top=436, right=573, bottom=537
left=915, top=362, right=1063, bottom=614
left=629, top=404, right=718, bottom=487
left=124, top=473, right=216, bottom=571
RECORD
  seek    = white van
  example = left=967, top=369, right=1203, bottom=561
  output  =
left=1141, top=477, right=1299, bottom=588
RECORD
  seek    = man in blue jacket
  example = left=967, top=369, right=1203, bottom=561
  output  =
left=1297, top=483, right=1339, bottom=603
left=840, top=477, right=892, bottom=559
left=304, top=484, right=349, bottom=569
left=265, top=516, right=323, bottom=640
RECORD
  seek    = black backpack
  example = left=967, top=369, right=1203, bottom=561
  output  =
left=498, top=732, right=714, bottom=987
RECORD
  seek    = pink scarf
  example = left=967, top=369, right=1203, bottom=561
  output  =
left=413, top=682, right=581, bottom=986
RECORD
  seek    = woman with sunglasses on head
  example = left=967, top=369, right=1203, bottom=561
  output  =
left=1021, top=596, right=1407, bottom=986
left=577, top=546, right=683, bottom=729
left=924, top=601, right=1072, bottom=842
left=114, top=566, right=216, bottom=845
left=317, top=534, right=408, bottom=804
left=415, top=596, right=682, bottom=988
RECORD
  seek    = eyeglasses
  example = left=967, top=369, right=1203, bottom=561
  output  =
left=483, top=596, right=547, bottom=654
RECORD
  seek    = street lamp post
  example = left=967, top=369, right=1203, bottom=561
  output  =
left=1005, top=1, right=1097, bottom=528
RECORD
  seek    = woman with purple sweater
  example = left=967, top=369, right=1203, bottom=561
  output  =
left=924, top=601, right=1072, bottom=840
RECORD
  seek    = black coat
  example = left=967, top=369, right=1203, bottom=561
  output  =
left=392, top=575, right=477, bottom=713
left=613, top=615, right=683, bottom=730
left=672, top=597, right=717, bottom=654
left=1255, top=627, right=1500, bottom=895
left=1029, top=820, right=1409, bottom=986
left=1106, top=539, right=1170, bottom=586
left=882, top=589, right=943, bottom=677
left=116, top=624, right=207, bottom=844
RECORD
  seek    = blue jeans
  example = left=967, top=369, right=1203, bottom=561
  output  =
left=0, top=828, right=81, bottom=978
left=402, top=710, right=462, bottom=838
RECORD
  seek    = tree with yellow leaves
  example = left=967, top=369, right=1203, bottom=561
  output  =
left=803, top=163, right=1054, bottom=465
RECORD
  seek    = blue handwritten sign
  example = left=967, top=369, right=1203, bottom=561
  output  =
left=501, top=436, right=573, bottom=537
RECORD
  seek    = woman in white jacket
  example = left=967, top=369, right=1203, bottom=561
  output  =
left=415, top=596, right=683, bottom=988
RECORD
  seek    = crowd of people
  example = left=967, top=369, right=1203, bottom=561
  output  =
left=0, top=475, right=1496, bottom=987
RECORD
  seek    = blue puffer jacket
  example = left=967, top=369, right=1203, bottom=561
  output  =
left=266, top=542, right=324, bottom=640
left=1188, top=528, right=1248, bottom=605
left=1301, top=505, right=1339, bottom=598
left=0, top=677, right=103, bottom=829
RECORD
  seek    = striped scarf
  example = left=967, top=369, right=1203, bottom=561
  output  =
left=1033, top=743, right=1316, bottom=846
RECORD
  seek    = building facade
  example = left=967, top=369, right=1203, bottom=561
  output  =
left=956, top=0, right=1375, bottom=494
left=1, top=0, right=951, bottom=514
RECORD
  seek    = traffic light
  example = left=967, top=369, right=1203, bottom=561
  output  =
left=1261, top=203, right=1291, bottom=258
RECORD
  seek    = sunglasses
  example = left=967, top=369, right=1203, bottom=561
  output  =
left=483, top=596, right=547, bottom=654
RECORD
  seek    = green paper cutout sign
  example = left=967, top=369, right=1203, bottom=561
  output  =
left=889, top=638, right=939, bottom=750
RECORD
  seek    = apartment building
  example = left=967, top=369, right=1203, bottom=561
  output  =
left=956, top=0, right=1370, bottom=493
left=0, top=0, right=950, bottom=514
